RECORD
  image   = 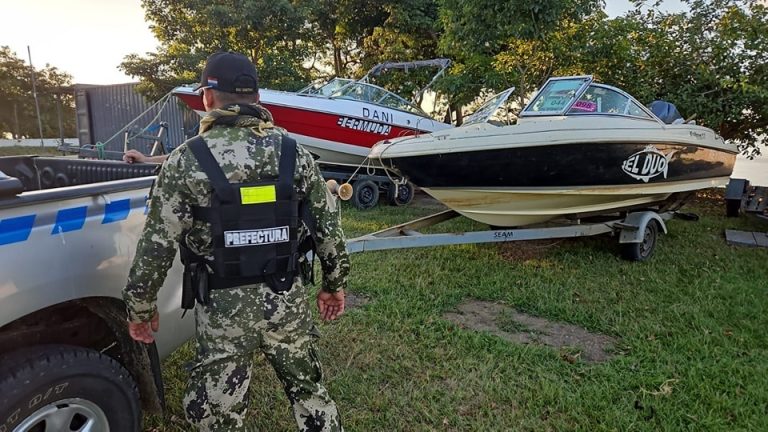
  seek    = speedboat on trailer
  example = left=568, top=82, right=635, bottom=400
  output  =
left=370, top=76, right=737, bottom=227
left=173, top=59, right=453, bottom=166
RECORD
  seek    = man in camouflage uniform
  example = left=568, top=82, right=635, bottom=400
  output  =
left=123, top=52, right=349, bottom=432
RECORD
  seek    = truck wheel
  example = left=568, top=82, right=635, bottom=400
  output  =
left=351, top=179, right=379, bottom=210
left=0, top=345, right=141, bottom=432
left=387, top=181, right=415, bottom=206
left=621, top=220, right=658, bottom=262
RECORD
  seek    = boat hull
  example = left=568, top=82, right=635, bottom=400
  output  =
left=424, top=178, right=728, bottom=226
left=379, top=141, right=736, bottom=226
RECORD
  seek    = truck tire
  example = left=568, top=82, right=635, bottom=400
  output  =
left=0, top=345, right=141, bottom=432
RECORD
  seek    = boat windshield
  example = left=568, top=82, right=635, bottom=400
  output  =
left=463, top=87, right=516, bottom=126
left=523, top=77, right=591, bottom=115
left=566, top=84, right=652, bottom=119
left=297, top=78, right=355, bottom=96
left=330, top=82, right=427, bottom=115
left=521, top=76, right=655, bottom=120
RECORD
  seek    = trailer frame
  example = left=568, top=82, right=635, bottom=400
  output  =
left=347, top=209, right=675, bottom=261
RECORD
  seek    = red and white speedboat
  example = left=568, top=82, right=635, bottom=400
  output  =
left=173, top=59, right=454, bottom=166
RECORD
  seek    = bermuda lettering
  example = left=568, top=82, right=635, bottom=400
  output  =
left=224, top=226, right=290, bottom=247
left=336, top=116, right=392, bottom=136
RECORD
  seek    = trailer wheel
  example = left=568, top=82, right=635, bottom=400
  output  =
left=621, top=220, right=659, bottom=261
left=387, top=181, right=415, bottom=206
left=0, top=345, right=141, bottom=432
left=351, top=179, right=379, bottom=210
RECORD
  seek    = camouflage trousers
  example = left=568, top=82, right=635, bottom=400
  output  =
left=182, top=279, right=342, bottom=431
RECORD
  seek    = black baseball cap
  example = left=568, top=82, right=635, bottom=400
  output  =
left=196, top=52, right=259, bottom=94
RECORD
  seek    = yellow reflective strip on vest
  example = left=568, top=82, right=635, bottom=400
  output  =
left=240, top=185, right=276, bottom=204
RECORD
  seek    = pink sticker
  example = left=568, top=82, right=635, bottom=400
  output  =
left=572, top=100, right=597, bottom=112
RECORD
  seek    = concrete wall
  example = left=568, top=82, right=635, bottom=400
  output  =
left=0, top=139, right=79, bottom=148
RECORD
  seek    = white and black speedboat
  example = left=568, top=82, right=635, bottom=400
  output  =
left=370, top=76, right=737, bottom=227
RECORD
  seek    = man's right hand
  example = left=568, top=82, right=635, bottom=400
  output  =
left=128, top=311, right=160, bottom=344
left=317, top=289, right=345, bottom=321
left=123, top=149, right=148, bottom=164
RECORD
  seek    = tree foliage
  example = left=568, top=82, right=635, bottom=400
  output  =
left=302, top=0, right=389, bottom=77
left=624, top=0, right=768, bottom=156
left=121, top=0, right=315, bottom=99
left=544, top=0, right=768, bottom=155
left=0, top=46, right=75, bottom=139
left=437, top=0, right=603, bottom=107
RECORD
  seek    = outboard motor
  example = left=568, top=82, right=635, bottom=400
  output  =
left=649, top=100, right=684, bottom=124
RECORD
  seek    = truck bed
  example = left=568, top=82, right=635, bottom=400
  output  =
left=0, top=155, right=193, bottom=359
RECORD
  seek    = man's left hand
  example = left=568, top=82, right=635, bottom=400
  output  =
left=128, top=311, right=160, bottom=344
left=317, top=289, right=345, bottom=321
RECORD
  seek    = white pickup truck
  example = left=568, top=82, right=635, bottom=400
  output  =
left=0, top=155, right=194, bottom=432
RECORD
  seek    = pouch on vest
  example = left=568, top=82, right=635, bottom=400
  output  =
left=185, top=134, right=301, bottom=294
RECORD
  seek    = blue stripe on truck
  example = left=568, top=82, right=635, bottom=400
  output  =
left=0, top=215, right=36, bottom=245
left=52, top=206, right=88, bottom=234
left=102, top=199, right=131, bottom=224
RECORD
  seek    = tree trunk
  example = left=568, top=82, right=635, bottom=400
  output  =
left=13, top=103, right=20, bottom=139
left=443, top=105, right=453, bottom=124
left=333, top=44, right=343, bottom=76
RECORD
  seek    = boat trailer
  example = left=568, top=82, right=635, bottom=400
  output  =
left=347, top=209, right=674, bottom=261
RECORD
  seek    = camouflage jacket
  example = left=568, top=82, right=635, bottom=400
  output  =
left=123, top=103, right=350, bottom=322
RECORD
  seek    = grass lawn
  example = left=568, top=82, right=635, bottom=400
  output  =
left=0, top=146, right=68, bottom=157
left=146, top=191, right=767, bottom=431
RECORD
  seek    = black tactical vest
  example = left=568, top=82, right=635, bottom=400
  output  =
left=180, top=134, right=311, bottom=295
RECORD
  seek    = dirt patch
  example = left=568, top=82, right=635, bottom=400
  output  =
left=444, top=301, right=618, bottom=363
left=689, top=188, right=725, bottom=214
left=345, top=292, right=371, bottom=310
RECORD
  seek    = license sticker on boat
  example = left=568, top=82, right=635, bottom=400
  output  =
left=621, top=145, right=678, bottom=183
left=224, top=226, right=289, bottom=247
left=571, top=100, right=597, bottom=112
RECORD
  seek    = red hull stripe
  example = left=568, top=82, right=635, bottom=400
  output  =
left=174, top=92, right=425, bottom=148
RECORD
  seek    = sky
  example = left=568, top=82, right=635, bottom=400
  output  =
left=2, top=0, right=158, bottom=84
left=0, top=0, right=689, bottom=85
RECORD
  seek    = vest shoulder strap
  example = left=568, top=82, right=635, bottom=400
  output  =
left=187, top=135, right=235, bottom=203
left=277, top=134, right=297, bottom=197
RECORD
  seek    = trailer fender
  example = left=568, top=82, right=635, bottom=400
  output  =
left=617, top=211, right=668, bottom=244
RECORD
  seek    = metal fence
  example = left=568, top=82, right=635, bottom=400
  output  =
left=74, top=83, right=198, bottom=159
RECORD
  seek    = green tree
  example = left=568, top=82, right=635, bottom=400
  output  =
left=573, top=0, right=768, bottom=156
left=0, top=46, right=75, bottom=139
left=121, top=0, right=314, bottom=99
left=359, top=0, right=445, bottom=106
left=436, top=0, right=602, bottom=121
left=302, top=0, right=389, bottom=77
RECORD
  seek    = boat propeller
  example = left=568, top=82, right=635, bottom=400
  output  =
left=326, top=179, right=353, bottom=201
